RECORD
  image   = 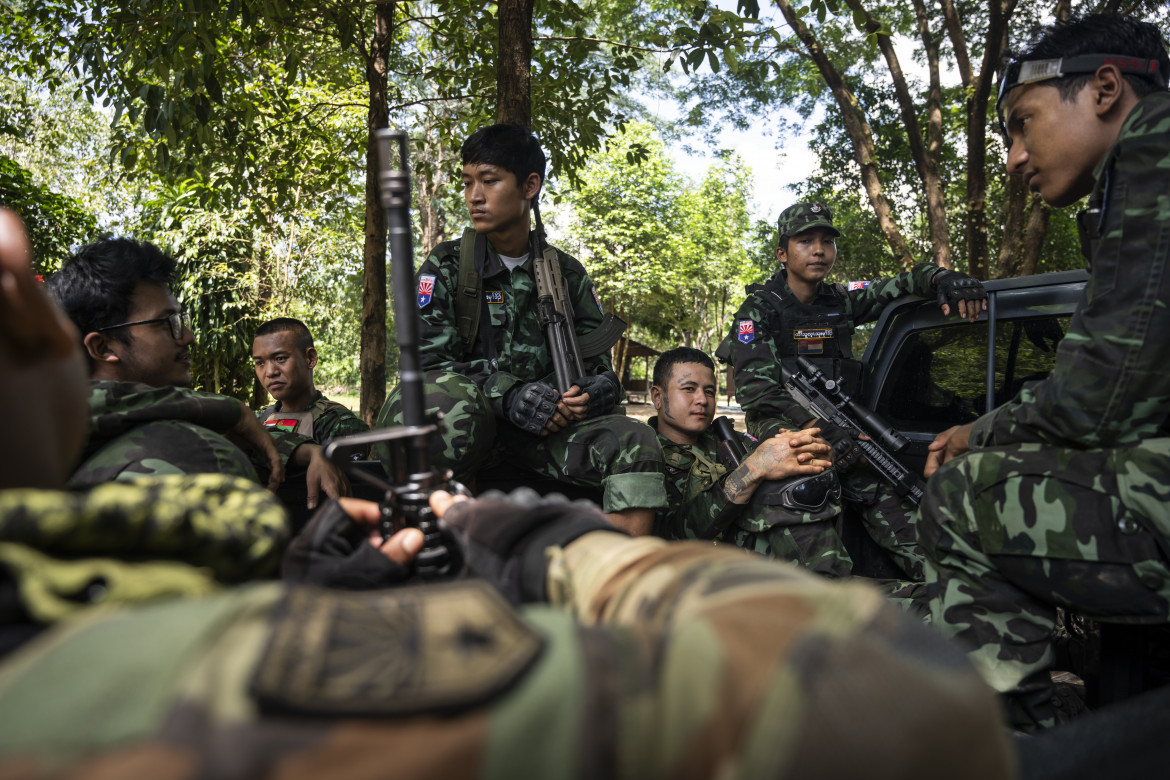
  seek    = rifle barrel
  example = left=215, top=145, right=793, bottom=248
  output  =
left=377, top=128, right=428, bottom=474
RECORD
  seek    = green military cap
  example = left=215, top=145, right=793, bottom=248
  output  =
left=776, top=202, right=841, bottom=242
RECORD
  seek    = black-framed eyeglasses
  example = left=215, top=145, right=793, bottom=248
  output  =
left=996, top=54, right=1165, bottom=147
left=95, top=312, right=190, bottom=340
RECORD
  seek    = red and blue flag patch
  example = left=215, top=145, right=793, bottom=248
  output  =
left=848, top=280, right=871, bottom=291
left=417, top=274, right=436, bottom=308
left=738, top=319, right=756, bottom=344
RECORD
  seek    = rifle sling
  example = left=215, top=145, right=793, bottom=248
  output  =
left=455, top=228, right=497, bottom=361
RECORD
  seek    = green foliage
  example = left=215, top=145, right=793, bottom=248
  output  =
left=569, top=122, right=763, bottom=359
left=0, top=155, right=96, bottom=275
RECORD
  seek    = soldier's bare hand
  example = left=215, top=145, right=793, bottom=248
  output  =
left=303, top=444, right=351, bottom=509
left=226, top=403, right=286, bottom=491
left=542, top=388, right=586, bottom=435
left=429, top=489, right=470, bottom=519
left=924, top=423, right=973, bottom=478
left=560, top=385, right=590, bottom=421
left=338, top=497, right=424, bottom=566
left=746, top=430, right=833, bottom=482
left=943, top=297, right=987, bottom=322
left=0, top=209, right=89, bottom=489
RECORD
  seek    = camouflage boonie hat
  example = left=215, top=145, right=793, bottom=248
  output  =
left=777, top=202, right=841, bottom=242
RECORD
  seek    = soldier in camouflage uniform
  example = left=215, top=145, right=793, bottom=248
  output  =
left=46, top=236, right=349, bottom=510
left=716, top=202, right=988, bottom=583
left=253, top=317, right=370, bottom=450
left=919, top=14, right=1170, bottom=730
left=648, top=347, right=850, bottom=577
left=379, top=124, right=666, bottom=534
left=0, top=219, right=1016, bottom=777
left=650, top=348, right=930, bottom=618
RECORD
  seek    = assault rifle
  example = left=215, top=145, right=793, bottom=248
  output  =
left=324, top=129, right=463, bottom=580
left=780, top=357, right=924, bottom=505
left=531, top=220, right=625, bottom=392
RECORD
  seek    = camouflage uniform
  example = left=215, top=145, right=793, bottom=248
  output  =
left=717, top=242, right=939, bottom=581
left=649, top=415, right=852, bottom=577
left=379, top=233, right=666, bottom=513
left=70, top=380, right=307, bottom=488
left=0, top=488, right=1013, bottom=778
left=257, top=390, right=369, bottom=445
left=919, top=91, right=1170, bottom=729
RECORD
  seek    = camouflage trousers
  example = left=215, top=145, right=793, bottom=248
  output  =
left=727, top=503, right=854, bottom=579
left=379, top=371, right=667, bottom=513
left=918, top=439, right=1170, bottom=730
left=749, top=414, right=926, bottom=583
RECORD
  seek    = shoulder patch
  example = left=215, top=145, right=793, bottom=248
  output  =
left=591, top=285, right=604, bottom=314
left=418, top=274, right=436, bottom=308
left=737, top=319, right=757, bottom=344
left=847, top=280, right=871, bottom=291
left=251, top=582, right=544, bottom=718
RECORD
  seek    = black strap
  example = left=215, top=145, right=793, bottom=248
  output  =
left=456, top=228, right=486, bottom=356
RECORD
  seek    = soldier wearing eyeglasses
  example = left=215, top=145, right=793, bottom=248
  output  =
left=45, top=237, right=348, bottom=510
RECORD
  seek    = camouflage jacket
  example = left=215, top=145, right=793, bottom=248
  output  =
left=257, top=391, right=369, bottom=445
left=651, top=416, right=741, bottom=539
left=720, top=263, right=939, bottom=430
left=0, top=475, right=288, bottom=624
left=416, top=230, right=613, bottom=418
left=70, top=381, right=307, bottom=488
left=970, top=91, right=1170, bottom=450
left=0, top=526, right=1014, bottom=778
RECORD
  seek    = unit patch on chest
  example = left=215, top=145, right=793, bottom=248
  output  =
left=794, top=327, right=834, bottom=356
left=484, top=290, right=504, bottom=304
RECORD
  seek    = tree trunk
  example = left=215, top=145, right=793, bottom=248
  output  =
left=496, top=0, right=533, bottom=127
left=777, top=0, right=914, bottom=268
left=1019, top=195, right=1050, bottom=277
left=996, top=171, right=1029, bottom=278
left=417, top=115, right=451, bottom=254
left=938, top=0, right=972, bottom=86
left=843, top=0, right=951, bottom=267
left=963, top=0, right=1016, bottom=281
left=360, top=0, right=393, bottom=426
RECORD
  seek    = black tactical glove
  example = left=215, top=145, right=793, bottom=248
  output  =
left=932, top=268, right=987, bottom=313
left=575, top=370, right=621, bottom=418
left=819, top=423, right=864, bottom=473
left=282, top=500, right=409, bottom=589
left=441, top=487, right=619, bottom=604
left=505, top=381, right=561, bottom=435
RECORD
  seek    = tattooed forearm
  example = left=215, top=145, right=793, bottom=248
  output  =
left=721, top=462, right=759, bottom=505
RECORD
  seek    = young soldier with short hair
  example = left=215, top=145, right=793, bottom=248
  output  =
left=378, top=124, right=667, bottom=534
left=717, top=202, right=987, bottom=583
